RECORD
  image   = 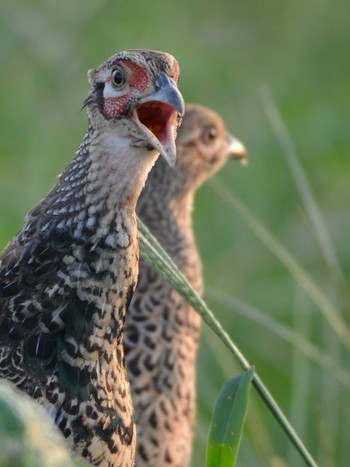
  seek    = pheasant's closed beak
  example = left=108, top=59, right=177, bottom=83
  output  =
left=227, top=134, right=248, bottom=166
left=135, top=73, right=185, bottom=167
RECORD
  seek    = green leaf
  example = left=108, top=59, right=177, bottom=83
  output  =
left=206, top=367, right=254, bottom=467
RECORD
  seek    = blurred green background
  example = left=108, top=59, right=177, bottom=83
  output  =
left=1, top=1, right=349, bottom=465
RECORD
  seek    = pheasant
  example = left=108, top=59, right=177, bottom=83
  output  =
left=125, top=103, right=247, bottom=467
left=0, top=49, right=184, bottom=466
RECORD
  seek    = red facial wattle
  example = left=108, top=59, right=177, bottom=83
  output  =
left=103, top=61, right=150, bottom=121
left=103, top=95, right=129, bottom=120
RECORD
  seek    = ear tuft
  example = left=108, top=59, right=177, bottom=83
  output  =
left=87, top=69, right=96, bottom=85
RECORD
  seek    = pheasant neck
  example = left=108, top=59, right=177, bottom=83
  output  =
left=35, top=126, right=159, bottom=246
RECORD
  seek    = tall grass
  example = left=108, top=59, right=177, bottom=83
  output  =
left=139, top=218, right=317, bottom=466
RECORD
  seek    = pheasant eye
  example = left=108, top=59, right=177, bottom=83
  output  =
left=111, top=69, right=125, bottom=88
left=202, top=126, right=217, bottom=145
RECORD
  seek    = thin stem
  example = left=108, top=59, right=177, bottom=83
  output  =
left=207, top=289, right=350, bottom=389
left=138, top=218, right=318, bottom=467
left=259, top=85, right=350, bottom=317
left=258, top=86, right=340, bottom=276
left=209, top=178, right=350, bottom=351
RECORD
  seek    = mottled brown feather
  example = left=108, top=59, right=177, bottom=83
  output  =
left=0, top=49, right=182, bottom=467
left=125, top=104, right=247, bottom=467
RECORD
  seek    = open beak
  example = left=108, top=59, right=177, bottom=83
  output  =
left=227, top=133, right=248, bottom=166
left=134, top=73, right=185, bottom=167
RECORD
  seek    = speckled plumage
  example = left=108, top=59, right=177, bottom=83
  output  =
left=125, top=104, right=247, bottom=467
left=0, top=49, right=183, bottom=466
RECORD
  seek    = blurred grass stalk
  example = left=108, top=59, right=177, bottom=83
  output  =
left=260, top=86, right=344, bottom=463
left=209, top=177, right=350, bottom=351
left=287, top=291, right=312, bottom=466
left=207, top=88, right=349, bottom=465
left=259, top=85, right=348, bottom=311
left=207, top=289, right=350, bottom=389
left=138, top=218, right=317, bottom=467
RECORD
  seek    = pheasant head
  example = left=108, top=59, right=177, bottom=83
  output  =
left=174, top=103, right=247, bottom=190
left=85, top=49, right=184, bottom=167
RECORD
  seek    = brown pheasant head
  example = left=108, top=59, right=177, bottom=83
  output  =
left=85, top=49, right=184, bottom=166
left=175, top=104, right=247, bottom=185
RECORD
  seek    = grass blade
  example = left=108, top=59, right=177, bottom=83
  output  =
left=206, top=368, right=254, bottom=467
left=209, top=178, right=350, bottom=350
left=259, top=88, right=344, bottom=461
left=259, top=85, right=344, bottom=287
left=207, top=288, right=350, bottom=389
left=202, top=326, right=278, bottom=465
left=287, top=292, right=312, bottom=465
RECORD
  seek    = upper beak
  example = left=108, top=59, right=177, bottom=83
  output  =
left=151, top=72, right=185, bottom=116
left=136, top=72, right=185, bottom=167
left=227, top=133, right=248, bottom=166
